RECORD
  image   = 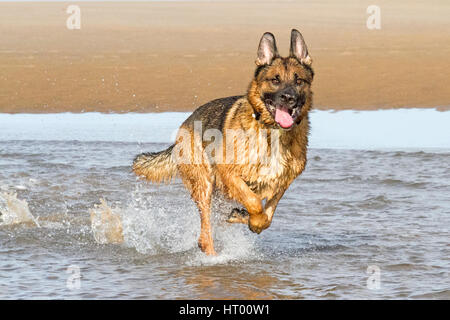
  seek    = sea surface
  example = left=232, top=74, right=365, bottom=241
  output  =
left=0, top=110, right=449, bottom=299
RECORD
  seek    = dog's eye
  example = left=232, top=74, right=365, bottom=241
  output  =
left=295, top=75, right=303, bottom=86
left=271, top=77, right=280, bottom=85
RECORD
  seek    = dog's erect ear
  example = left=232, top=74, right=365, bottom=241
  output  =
left=255, top=32, right=279, bottom=66
left=290, top=29, right=312, bottom=65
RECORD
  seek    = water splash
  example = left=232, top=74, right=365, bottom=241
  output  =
left=187, top=195, right=261, bottom=265
left=0, top=192, right=40, bottom=227
left=89, top=185, right=260, bottom=264
left=119, top=186, right=199, bottom=255
left=89, top=198, right=124, bottom=244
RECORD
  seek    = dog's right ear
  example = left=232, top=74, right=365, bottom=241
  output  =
left=255, top=32, right=279, bottom=66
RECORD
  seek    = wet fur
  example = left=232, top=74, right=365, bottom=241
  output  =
left=133, top=29, right=314, bottom=255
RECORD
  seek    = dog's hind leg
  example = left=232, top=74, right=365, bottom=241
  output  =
left=178, top=164, right=216, bottom=256
left=196, top=196, right=215, bottom=256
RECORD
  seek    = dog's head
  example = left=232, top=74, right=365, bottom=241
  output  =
left=248, top=29, right=314, bottom=130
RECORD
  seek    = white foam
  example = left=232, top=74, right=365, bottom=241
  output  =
left=116, top=186, right=200, bottom=255
left=88, top=186, right=259, bottom=263
left=0, top=109, right=449, bottom=149
left=0, top=192, right=40, bottom=227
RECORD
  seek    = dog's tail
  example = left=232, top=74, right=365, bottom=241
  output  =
left=132, top=145, right=177, bottom=183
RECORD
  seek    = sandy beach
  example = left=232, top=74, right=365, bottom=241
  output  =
left=0, top=0, right=449, bottom=113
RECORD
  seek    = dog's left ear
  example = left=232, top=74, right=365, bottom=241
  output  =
left=290, top=29, right=312, bottom=66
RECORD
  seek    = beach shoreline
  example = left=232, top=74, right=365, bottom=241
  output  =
left=0, top=0, right=449, bottom=113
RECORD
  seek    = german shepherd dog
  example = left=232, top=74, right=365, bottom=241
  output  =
left=133, top=29, right=314, bottom=255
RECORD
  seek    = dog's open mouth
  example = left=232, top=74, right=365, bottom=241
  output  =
left=274, top=106, right=294, bottom=129
left=265, top=100, right=295, bottom=129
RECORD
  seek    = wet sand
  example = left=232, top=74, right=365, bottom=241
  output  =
left=0, top=0, right=449, bottom=113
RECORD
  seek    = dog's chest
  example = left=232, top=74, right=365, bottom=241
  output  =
left=255, top=149, right=288, bottom=182
left=245, top=145, right=301, bottom=197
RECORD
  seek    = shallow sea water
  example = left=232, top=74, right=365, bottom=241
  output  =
left=0, top=139, right=449, bottom=299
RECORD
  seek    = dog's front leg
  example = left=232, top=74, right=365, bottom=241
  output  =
left=228, top=189, right=287, bottom=229
left=218, top=171, right=269, bottom=234
left=263, top=188, right=287, bottom=228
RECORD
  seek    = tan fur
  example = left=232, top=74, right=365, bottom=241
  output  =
left=132, top=145, right=177, bottom=183
left=133, top=30, right=314, bottom=255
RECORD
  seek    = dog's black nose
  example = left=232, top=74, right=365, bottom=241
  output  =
left=280, top=93, right=296, bottom=106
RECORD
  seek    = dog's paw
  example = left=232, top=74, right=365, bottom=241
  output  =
left=248, top=213, right=270, bottom=234
left=226, top=208, right=249, bottom=224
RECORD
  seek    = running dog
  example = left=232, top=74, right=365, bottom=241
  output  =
left=133, top=29, right=314, bottom=255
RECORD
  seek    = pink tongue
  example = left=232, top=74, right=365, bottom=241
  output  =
left=275, top=107, right=294, bottom=128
